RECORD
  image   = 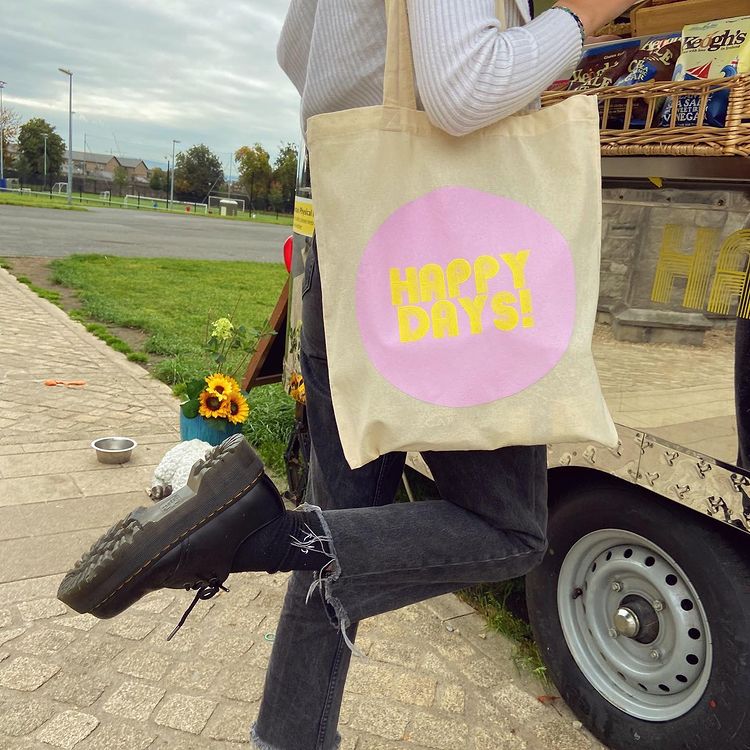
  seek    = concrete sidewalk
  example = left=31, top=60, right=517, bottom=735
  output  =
left=0, top=268, right=601, bottom=750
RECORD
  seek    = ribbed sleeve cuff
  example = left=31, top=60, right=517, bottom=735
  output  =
left=524, top=8, right=584, bottom=82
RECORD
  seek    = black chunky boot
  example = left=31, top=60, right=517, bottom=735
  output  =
left=57, top=434, right=284, bottom=624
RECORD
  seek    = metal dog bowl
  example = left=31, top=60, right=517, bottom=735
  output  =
left=91, top=437, right=137, bottom=464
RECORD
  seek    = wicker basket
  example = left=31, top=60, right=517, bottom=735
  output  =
left=540, top=74, right=750, bottom=157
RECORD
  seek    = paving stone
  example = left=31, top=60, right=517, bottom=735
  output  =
left=77, top=723, right=155, bottom=750
left=130, top=590, right=175, bottom=614
left=64, top=636, right=126, bottom=670
left=36, top=710, right=99, bottom=749
left=17, top=598, right=68, bottom=621
left=153, top=692, right=217, bottom=734
left=203, top=702, right=254, bottom=743
left=347, top=697, right=411, bottom=741
left=435, top=683, right=466, bottom=714
left=102, top=681, right=166, bottom=721
left=532, top=722, right=595, bottom=750
left=0, top=626, right=26, bottom=647
left=45, top=669, right=109, bottom=708
left=0, top=474, right=82, bottom=508
left=105, top=613, right=158, bottom=641
left=0, top=697, right=56, bottom=736
left=0, top=655, right=60, bottom=691
left=115, top=650, right=171, bottom=681
left=15, top=626, right=76, bottom=655
left=368, top=640, right=421, bottom=670
left=405, top=712, right=469, bottom=750
left=166, top=660, right=222, bottom=692
left=0, top=574, right=61, bottom=606
left=474, top=724, right=527, bottom=750
left=346, top=661, right=437, bottom=707
left=57, top=614, right=98, bottom=631
left=219, top=662, right=267, bottom=703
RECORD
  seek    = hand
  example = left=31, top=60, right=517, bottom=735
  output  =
left=553, top=1, right=637, bottom=37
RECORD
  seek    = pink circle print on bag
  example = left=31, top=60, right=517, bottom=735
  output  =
left=355, top=186, right=577, bottom=408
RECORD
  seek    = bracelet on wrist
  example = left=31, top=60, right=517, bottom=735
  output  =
left=551, top=6, right=586, bottom=46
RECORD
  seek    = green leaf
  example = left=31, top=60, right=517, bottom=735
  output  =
left=185, top=378, right=205, bottom=400
left=181, top=398, right=200, bottom=419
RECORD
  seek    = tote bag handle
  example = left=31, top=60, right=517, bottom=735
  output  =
left=383, top=0, right=508, bottom=111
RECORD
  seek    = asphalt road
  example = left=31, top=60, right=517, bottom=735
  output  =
left=0, top=204, right=291, bottom=262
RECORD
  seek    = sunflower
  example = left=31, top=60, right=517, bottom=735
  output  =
left=199, top=390, right=230, bottom=419
left=205, top=373, right=236, bottom=401
left=289, top=372, right=306, bottom=405
left=226, top=391, right=250, bottom=424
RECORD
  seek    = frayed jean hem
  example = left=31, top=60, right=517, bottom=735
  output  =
left=251, top=722, right=341, bottom=750
left=295, top=502, right=363, bottom=657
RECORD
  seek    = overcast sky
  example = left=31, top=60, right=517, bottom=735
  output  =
left=1, top=0, right=299, bottom=171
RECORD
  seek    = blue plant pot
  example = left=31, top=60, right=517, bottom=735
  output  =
left=180, top=411, right=243, bottom=446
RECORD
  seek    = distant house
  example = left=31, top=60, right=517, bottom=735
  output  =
left=64, top=151, right=149, bottom=184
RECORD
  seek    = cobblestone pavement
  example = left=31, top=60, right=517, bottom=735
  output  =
left=0, top=267, right=605, bottom=750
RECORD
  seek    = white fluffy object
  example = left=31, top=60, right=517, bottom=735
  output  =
left=151, top=439, right=212, bottom=493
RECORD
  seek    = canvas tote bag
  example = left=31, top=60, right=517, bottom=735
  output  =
left=306, top=0, right=617, bottom=469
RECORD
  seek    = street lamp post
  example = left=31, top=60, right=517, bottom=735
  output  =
left=169, top=139, right=180, bottom=210
left=43, top=134, right=49, bottom=191
left=58, top=68, right=73, bottom=205
left=0, top=81, right=6, bottom=185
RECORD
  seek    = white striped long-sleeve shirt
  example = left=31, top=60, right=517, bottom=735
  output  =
left=277, top=0, right=583, bottom=137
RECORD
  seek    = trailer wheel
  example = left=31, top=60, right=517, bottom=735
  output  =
left=526, top=481, right=750, bottom=750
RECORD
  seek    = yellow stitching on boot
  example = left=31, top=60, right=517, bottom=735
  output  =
left=95, top=471, right=264, bottom=607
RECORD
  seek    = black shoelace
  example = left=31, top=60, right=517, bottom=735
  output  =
left=167, top=579, right=229, bottom=641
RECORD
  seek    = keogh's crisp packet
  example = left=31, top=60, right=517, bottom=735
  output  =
left=611, top=33, right=681, bottom=127
left=661, top=15, right=750, bottom=128
left=568, top=39, right=641, bottom=92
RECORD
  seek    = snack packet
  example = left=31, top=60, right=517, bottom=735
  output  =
left=568, top=39, right=641, bottom=92
left=661, top=15, right=750, bottom=128
left=610, top=33, right=681, bottom=127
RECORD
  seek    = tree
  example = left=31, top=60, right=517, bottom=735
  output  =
left=235, top=144, right=271, bottom=208
left=268, top=181, right=284, bottom=215
left=0, top=106, right=21, bottom=171
left=174, top=144, right=224, bottom=201
left=16, top=118, right=65, bottom=185
left=149, top=167, right=167, bottom=192
left=113, top=165, right=128, bottom=196
left=272, top=142, right=298, bottom=213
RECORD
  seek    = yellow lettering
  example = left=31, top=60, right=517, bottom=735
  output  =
left=446, top=258, right=472, bottom=298
left=390, top=267, right=420, bottom=306
left=431, top=301, right=460, bottom=339
left=500, top=250, right=531, bottom=289
left=473, top=255, right=500, bottom=294
left=397, top=306, right=430, bottom=343
left=418, top=263, right=447, bottom=303
left=491, top=291, right=519, bottom=331
left=458, top=295, right=487, bottom=335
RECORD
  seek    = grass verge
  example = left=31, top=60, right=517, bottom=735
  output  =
left=49, top=254, right=291, bottom=469
left=0, top=192, right=86, bottom=210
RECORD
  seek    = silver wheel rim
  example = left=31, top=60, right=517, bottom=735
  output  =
left=557, top=529, right=712, bottom=721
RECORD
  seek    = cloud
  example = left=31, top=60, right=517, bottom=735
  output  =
left=0, top=0, right=300, bottom=165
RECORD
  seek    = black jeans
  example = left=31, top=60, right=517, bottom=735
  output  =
left=252, top=240, right=549, bottom=750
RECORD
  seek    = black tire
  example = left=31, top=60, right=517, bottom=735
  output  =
left=526, top=480, right=750, bottom=750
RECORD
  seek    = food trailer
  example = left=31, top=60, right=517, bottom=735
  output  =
left=257, top=7, right=750, bottom=750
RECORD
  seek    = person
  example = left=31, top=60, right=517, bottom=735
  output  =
left=58, top=2, right=637, bottom=748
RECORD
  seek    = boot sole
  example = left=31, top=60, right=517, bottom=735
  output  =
left=57, top=434, right=263, bottom=618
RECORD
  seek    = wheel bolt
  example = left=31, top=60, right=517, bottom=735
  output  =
left=652, top=600, right=664, bottom=612
left=611, top=581, right=623, bottom=592
left=608, top=628, right=618, bottom=638
left=650, top=649, right=661, bottom=660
